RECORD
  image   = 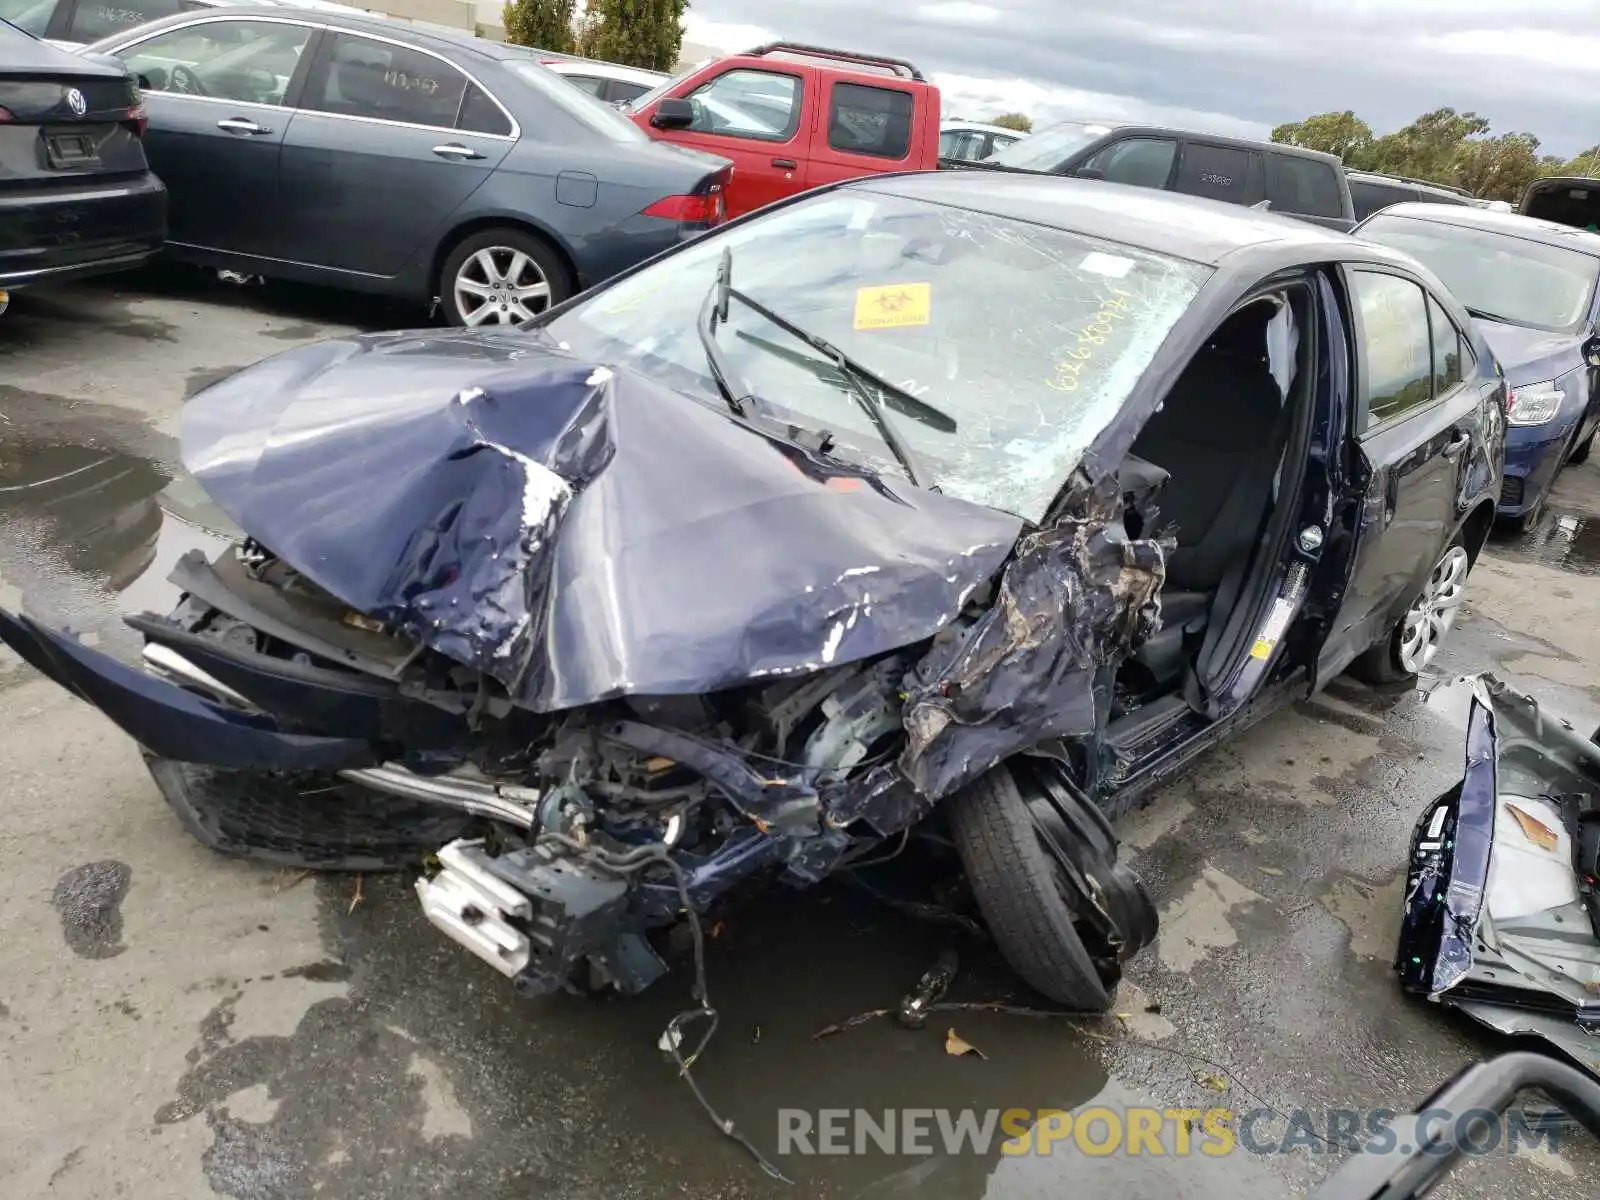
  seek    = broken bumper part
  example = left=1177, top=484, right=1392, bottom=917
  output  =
left=0, top=606, right=377, bottom=772
left=417, top=838, right=667, bottom=997
left=1399, top=674, right=1600, bottom=1074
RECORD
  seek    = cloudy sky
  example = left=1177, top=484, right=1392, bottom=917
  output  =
left=680, top=0, right=1600, bottom=156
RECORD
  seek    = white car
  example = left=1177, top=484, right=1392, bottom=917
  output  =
left=939, top=119, right=1025, bottom=162
left=539, top=55, right=666, bottom=106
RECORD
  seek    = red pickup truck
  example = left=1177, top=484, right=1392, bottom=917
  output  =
left=626, top=43, right=942, bottom=218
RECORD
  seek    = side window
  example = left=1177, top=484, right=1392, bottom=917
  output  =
left=827, top=82, right=913, bottom=159
left=989, top=133, right=1018, bottom=154
left=940, top=129, right=984, bottom=160
left=1173, top=142, right=1258, bottom=204
left=1350, top=271, right=1435, bottom=429
left=1266, top=154, right=1345, bottom=218
left=68, top=0, right=185, bottom=42
left=1427, top=296, right=1466, bottom=395
left=684, top=68, right=801, bottom=142
left=306, top=33, right=468, bottom=129
left=456, top=82, right=512, bottom=136
left=562, top=73, right=605, bottom=97
left=117, top=20, right=313, bottom=107
left=1083, top=137, right=1178, bottom=189
left=608, top=79, right=652, bottom=105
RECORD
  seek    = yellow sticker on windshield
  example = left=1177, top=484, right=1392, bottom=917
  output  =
left=854, top=283, right=931, bottom=330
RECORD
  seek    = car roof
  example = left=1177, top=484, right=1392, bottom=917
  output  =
left=1364, top=202, right=1600, bottom=256
left=941, top=121, right=1024, bottom=136
left=1031, top=119, right=1344, bottom=167
left=131, top=5, right=520, bottom=60
left=850, top=171, right=1366, bottom=267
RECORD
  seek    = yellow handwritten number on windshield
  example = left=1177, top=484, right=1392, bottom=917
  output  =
left=1047, top=288, right=1136, bottom=393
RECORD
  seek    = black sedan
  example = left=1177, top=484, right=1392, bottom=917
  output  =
left=0, top=176, right=1504, bottom=1011
left=79, top=8, right=732, bottom=325
left=0, top=18, right=165, bottom=305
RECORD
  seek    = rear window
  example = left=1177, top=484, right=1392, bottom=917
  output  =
left=1266, top=153, right=1345, bottom=219
left=1349, top=179, right=1416, bottom=222
left=0, top=0, right=55, bottom=37
left=505, top=58, right=650, bottom=144
left=827, top=81, right=913, bottom=159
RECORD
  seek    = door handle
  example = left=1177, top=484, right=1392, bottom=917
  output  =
left=771, top=157, right=797, bottom=169
left=1442, top=430, right=1471, bottom=459
left=432, top=143, right=485, bottom=161
left=216, top=117, right=271, bottom=135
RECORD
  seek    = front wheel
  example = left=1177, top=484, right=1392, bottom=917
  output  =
left=438, top=228, right=571, bottom=328
left=144, top=756, right=473, bottom=872
left=1349, top=538, right=1471, bottom=686
left=946, top=762, right=1155, bottom=1011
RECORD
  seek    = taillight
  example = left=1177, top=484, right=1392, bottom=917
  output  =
left=124, top=102, right=148, bottom=138
left=641, top=193, right=717, bottom=223
left=0, top=106, right=13, bottom=123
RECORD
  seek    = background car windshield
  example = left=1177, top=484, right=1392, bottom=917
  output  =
left=987, top=120, right=1116, bottom=171
left=1358, top=214, right=1600, bottom=333
left=543, top=189, right=1209, bottom=522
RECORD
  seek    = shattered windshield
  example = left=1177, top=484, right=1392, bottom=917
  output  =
left=1358, top=213, right=1600, bottom=334
left=542, top=188, right=1209, bottom=522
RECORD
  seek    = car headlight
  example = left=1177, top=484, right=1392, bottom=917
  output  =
left=1505, top=379, right=1565, bottom=426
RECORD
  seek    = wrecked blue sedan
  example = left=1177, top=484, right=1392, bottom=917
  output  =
left=0, top=175, right=1505, bottom=1011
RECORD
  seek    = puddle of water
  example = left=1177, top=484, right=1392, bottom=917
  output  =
left=549, top=882, right=1112, bottom=1196
left=0, top=438, right=232, bottom=646
left=1484, top=499, right=1600, bottom=579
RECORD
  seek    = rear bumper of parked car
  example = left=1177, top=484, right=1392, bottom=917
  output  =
left=0, top=173, right=167, bottom=291
left=575, top=212, right=720, bottom=291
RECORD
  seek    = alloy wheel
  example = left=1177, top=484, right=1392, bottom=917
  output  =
left=454, top=246, right=552, bottom=326
left=1397, top=544, right=1470, bottom=675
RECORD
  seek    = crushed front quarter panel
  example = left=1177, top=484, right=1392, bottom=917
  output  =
left=179, top=331, right=1024, bottom=712
left=898, top=471, right=1165, bottom=800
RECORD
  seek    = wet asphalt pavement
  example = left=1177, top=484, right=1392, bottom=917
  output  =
left=2, top=271, right=1599, bottom=1200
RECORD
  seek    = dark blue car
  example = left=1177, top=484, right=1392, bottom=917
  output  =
left=1355, top=203, right=1600, bottom=530
left=80, top=7, right=732, bottom=325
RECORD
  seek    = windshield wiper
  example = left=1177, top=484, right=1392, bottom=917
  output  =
left=1464, top=305, right=1521, bottom=326
left=697, top=248, right=753, bottom=417
left=700, top=255, right=957, bottom=487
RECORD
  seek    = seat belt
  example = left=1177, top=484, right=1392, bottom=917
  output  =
left=1181, top=392, right=1300, bottom=716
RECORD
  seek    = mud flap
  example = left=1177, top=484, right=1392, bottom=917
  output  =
left=0, top=607, right=377, bottom=771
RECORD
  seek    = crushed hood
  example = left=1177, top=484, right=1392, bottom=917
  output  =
left=1474, top=318, right=1582, bottom=385
left=180, top=330, right=1024, bottom=711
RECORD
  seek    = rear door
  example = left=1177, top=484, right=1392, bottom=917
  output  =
left=107, top=15, right=316, bottom=256
left=1170, top=140, right=1264, bottom=208
left=275, top=30, right=513, bottom=276
left=646, top=63, right=812, bottom=217
left=1317, top=269, right=1485, bottom=679
left=807, top=77, right=919, bottom=190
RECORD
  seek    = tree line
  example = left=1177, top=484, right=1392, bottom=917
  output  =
left=502, top=0, right=687, bottom=73
left=1271, top=108, right=1600, bottom=203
